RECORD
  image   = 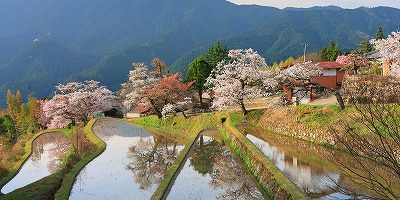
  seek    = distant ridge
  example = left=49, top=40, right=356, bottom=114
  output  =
left=283, top=5, right=343, bottom=11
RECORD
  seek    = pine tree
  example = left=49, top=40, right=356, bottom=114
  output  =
left=357, top=40, right=373, bottom=54
left=320, top=40, right=341, bottom=61
left=376, top=26, right=384, bottom=40
left=204, top=41, right=229, bottom=68
left=150, top=57, right=168, bottom=77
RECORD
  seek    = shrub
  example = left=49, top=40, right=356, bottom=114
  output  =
left=104, top=108, right=124, bottom=118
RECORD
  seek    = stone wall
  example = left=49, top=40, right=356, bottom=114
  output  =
left=341, top=75, right=400, bottom=102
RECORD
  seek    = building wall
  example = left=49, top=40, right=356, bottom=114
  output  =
left=126, top=112, right=141, bottom=118
left=311, top=76, right=338, bottom=88
left=336, top=70, right=345, bottom=84
left=322, top=69, right=336, bottom=76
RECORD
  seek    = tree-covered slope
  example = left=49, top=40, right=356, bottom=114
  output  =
left=0, top=41, right=97, bottom=106
left=1, top=1, right=400, bottom=107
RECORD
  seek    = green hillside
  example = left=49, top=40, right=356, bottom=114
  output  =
left=0, top=41, right=97, bottom=106
left=0, top=1, right=400, bottom=107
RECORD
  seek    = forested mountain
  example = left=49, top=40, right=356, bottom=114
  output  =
left=1, top=0, right=400, bottom=107
left=0, top=41, right=97, bottom=106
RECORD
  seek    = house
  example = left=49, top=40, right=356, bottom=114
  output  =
left=365, top=50, right=390, bottom=76
left=311, top=61, right=344, bottom=89
left=125, top=110, right=142, bottom=118
left=282, top=61, right=345, bottom=104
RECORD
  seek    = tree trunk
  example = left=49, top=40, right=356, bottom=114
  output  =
left=150, top=99, right=163, bottom=119
left=198, top=89, right=203, bottom=105
left=154, top=108, right=162, bottom=119
left=333, top=89, right=345, bottom=109
left=200, top=135, right=204, bottom=148
left=239, top=80, right=247, bottom=115
left=71, top=118, right=76, bottom=126
left=181, top=111, right=187, bottom=118
left=239, top=99, right=247, bottom=115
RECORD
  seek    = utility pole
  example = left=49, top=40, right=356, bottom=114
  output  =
left=302, top=43, right=308, bottom=62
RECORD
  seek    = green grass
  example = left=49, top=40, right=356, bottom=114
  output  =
left=295, top=105, right=344, bottom=129
left=296, top=104, right=324, bottom=110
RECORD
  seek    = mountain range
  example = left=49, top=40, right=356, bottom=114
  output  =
left=1, top=0, right=400, bottom=107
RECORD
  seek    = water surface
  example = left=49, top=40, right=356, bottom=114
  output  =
left=1, top=132, right=70, bottom=194
left=167, top=135, right=266, bottom=200
left=70, top=119, right=183, bottom=199
left=237, top=125, right=371, bottom=199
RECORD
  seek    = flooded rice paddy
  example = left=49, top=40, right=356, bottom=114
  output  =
left=1, top=132, right=70, bottom=194
left=69, top=119, right=184, bottom=199
left=237, top=124, right=372, bottom=199
left=167, top=134, right=266, bottom=200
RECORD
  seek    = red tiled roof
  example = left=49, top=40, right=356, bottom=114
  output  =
left=317, top=61, right=343, bottom=69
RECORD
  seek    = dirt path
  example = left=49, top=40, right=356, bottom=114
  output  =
left=307, top=95, right=338, bottom=106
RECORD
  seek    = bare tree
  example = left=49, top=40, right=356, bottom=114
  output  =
left=330, top=87, right=400, bottom=199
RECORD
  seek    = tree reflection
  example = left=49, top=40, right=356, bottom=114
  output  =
left=30, top=133, right=70, bottom=173
left=190, top=136, right=223, bottom=175
left=126, top=135, right=180, bottom=190
left=191, top=136, right=264, bottom=200
left=211, top=149, right=264, bottom=200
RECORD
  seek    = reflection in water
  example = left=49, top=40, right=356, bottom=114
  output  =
left=127, top=135, right=181, bottom=190
left=70, top=119, right=183, bottom=200
left=167, top=135, right=265, bottom=200
left=248, top=134, right=339, bottom=197
left=239, top=125, right=370, bottom=199
left=1, top=132, right=70, bottom=194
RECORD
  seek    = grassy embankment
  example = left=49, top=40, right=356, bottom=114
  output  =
left=253, top=104, right=350, bottom=145
left=219, top=111, right=308, bottom=199
left=0, top=119, right=105, bottom=200
left=131, top=110, right=308, bottom=200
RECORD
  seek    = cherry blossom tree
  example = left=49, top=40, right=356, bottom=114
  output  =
left=336, top=54, right=369, bottom=74
left=277, top=61, right=323, bottom=83
left=145, top=73, right=193, bottom=118
left=122, top=62, right=193, bottom=118
left=370, top=31, right=400, bottom=78
left=206, top=48, right=277, bottom=115
left=122, top=62, right=158, bottom=111
left=161, top=97, right=192, bottom=118
left=44, top=80, right=115, bottom=128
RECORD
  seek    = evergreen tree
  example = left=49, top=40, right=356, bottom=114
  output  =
left=2, top=114, right=16, bottom=140
left=204, top=41, right=229, bottom=68
left=320, top=40, right=341, bottom=61
left=357, top=40, right=373, bottom=54
left=376, top=26, right=384, bottom=40
left=185, top=56, right=212, bottom=104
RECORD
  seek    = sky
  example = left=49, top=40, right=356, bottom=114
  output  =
left=227, top=0, right=400, bottom=9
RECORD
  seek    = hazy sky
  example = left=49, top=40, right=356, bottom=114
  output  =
left=227, top=0, right=400, bottom=9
